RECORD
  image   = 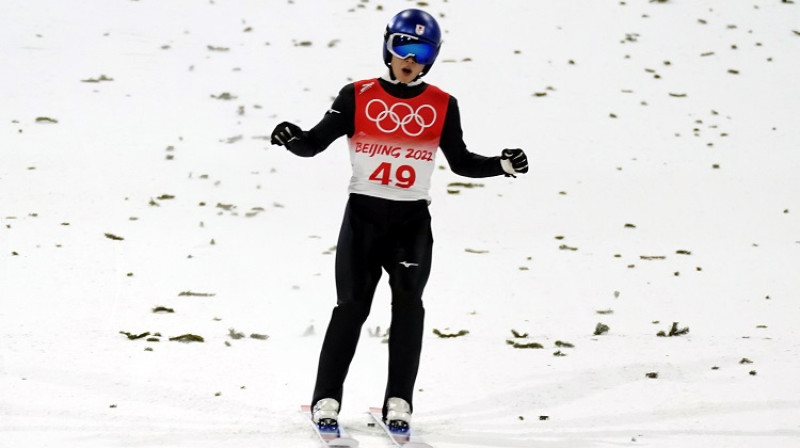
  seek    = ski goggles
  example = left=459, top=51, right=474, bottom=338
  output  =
left=386, top=33, right=438, bottom=65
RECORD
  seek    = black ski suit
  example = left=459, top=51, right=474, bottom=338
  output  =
left=285, top=77, right=506, bottom=413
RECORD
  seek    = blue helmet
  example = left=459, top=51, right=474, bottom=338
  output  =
left=383, top=9, right=442, bottom=77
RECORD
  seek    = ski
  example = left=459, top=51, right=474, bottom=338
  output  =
left=368, top=407, right=433, bottom=448
left=301, top=405, right=359, bottom=447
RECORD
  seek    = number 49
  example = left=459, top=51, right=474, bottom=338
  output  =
left=369, top=162, right=416, bottom=189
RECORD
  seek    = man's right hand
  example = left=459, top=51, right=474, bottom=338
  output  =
left=271, top=121, right=303, bottom=146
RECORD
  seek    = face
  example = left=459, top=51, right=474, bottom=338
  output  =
left=390, top=55, right=425, bottom=83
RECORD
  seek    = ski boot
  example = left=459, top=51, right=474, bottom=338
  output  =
left=312, top=398, right=340, bottom=431
left=385, top=397, right=411, bottom=433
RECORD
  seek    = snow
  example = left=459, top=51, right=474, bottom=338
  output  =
left=2, top=0, right=799, bottom=447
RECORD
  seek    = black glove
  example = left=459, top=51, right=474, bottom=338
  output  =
left=501, top=148, right=529, bottom=177
left=271, top=121, right=303, bottom=147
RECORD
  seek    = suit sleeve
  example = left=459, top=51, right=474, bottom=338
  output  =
left=285, top=84, right=355, bottom=157
left=438, top=96, right=505, bottom=177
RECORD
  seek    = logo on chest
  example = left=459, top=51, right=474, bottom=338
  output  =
left=364, top=99, right=438, bottom=137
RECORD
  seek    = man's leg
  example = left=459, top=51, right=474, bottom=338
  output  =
left=383, top=204, right=433, bottom=413
left=312, top=197, right=385, bottom=409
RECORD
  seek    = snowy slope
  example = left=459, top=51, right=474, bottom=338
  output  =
left=2, top=0, right=799, bottom=447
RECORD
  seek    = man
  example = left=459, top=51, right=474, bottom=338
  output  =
left=271, top=8, right=529, bottom=432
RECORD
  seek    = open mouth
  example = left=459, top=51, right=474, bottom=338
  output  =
left=402, top=67, right=413, bottom=76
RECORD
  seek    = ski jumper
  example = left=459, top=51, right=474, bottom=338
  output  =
left=286, top=76, right=505, bottom=413
left=313, top=79, right=448, bottom=410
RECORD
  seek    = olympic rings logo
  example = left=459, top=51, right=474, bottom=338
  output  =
left=365, top=99, right=437, bottom=137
